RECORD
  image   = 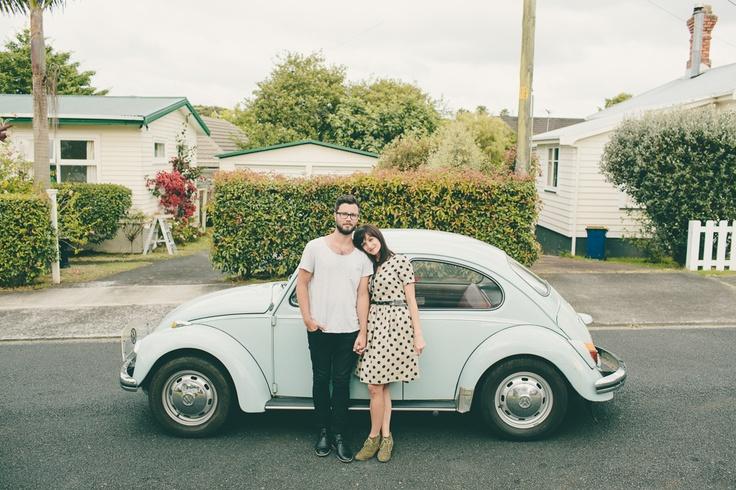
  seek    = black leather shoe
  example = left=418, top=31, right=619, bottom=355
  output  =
left=332, top=433, right=353, bottom=463
left=314, top=428, right=331, bottom=457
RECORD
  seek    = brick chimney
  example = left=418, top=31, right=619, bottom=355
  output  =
left=686, top=4, right=718, bottom=77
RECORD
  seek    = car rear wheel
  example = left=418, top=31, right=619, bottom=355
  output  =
left=148, top=356, right=232, bottom=438
left=478, top=357, right=568, bottom=440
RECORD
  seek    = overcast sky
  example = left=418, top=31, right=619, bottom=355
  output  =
left=1, top=0, right=735, bottom=118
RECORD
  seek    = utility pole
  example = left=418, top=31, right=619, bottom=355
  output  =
left=515, top=0, right=536, bottom=177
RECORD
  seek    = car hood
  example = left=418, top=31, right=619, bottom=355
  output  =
left=157, top=282, right=285, bottom=329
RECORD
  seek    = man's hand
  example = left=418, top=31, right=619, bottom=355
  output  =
left=353, top=332, right=367, bottom=355
left=305, top=318, right=324, bottom=333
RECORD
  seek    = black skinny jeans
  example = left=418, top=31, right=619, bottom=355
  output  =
left=306, top=330, right=358, bottom=434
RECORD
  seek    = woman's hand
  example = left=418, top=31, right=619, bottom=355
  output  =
left=414, top=334, right=426, bottom=356
left=353, top=332, right=367, bottom=355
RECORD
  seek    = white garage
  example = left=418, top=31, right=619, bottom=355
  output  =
left=217, top=140, right=378, bottom=176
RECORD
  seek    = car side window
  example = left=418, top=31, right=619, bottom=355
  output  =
left=412, top=260, right=502, bottom=310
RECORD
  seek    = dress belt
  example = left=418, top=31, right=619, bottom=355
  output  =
left=371, top=299, right=407, bottom=306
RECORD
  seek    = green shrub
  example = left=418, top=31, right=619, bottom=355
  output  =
left=171, top=218, right=202, bottom=245
left=0, top=193, right=56, bottom=287
left=0, top=140, right=34, bottom=194
left=211, top=169, right=540, bottom=278
left=601, top=109, right=736, bottom=264
left=55, top=183, right=132, bottom=251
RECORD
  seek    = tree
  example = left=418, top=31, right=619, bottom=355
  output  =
left=601, top=108, right=736, bottom=264
left=426, top=122, right=487, bottom=171
left=193, top=104, right=228, bottom=118
left=455, top=110, right=515, bottom=170
left=377, top=133, right=435, bottom=171
left=0, top=0, right=67, bottom=188
left=0, top=30, right=107, bottom=95
left=328, top=79, right=440, bottom=153
left=600, top=92, right=632, bottom=111
left=235, top=52, right=346, bottom=148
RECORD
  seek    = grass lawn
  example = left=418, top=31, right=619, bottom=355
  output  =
left=2, top=232, right=214, bottom=291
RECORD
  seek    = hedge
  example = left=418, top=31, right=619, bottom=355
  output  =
left=56, top=183, right=132, bottom=251
left=601, top=108, right=736, bottom=264
left=0, top=193, right=56, bottom=287
left=211, top=169, right=540, bottom=278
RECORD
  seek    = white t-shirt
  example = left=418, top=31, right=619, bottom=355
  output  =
left=298, top=237, right=374, bottom=333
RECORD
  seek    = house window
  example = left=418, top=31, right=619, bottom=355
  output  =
left=546, top=147, right=559, bottom=188
left=50, top=139, right=98, bottom=184
left=154, top=142, right=165, bottom=159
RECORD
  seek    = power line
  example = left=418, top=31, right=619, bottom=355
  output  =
left=644, top=0, right=736, bottom=50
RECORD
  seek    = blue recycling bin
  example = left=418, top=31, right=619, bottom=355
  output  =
left=585, top=226, right=608, bottom=260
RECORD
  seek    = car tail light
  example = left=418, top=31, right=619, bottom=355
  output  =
left=585, top=342, right=599, bottom=364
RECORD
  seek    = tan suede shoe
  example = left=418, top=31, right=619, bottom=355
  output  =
left=377, top=433, right=393, bottom=463
left=355, top=435, right=381, bottom=461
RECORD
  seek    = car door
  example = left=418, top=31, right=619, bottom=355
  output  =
left=402, top=257, right=514, bottom=401
left=272, top=278, right=401, bottom=401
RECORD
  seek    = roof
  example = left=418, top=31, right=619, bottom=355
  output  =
left=197, top=116, right=247, bottom=168
left=201, top=116, right=245, bottom=153
left=500, top=115, right=584, bottom=135
left=533, top=62, right=736, bottom=145
left=217, top=139, right=379, bottom=159
left=0, top=94, right=210, bottom=135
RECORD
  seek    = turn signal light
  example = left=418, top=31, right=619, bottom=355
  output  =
left=585, top=342, right=599, bottom=364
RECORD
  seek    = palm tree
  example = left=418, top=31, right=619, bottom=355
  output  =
left=0, top=0, right=66, bottom=189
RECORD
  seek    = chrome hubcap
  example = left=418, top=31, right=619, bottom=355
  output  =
left=495, top=371, right=553, bottom=429
left=162, top=370, right=217, bottom=426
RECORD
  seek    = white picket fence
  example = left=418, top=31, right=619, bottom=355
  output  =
left=685, top=220, right=736, bottom=271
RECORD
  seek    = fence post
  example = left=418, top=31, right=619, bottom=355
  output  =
left=46, top=189, right=61, bottom=284
left=715, top=220, right=728, bottom=271
left=685, top=220, right=701, bottom=271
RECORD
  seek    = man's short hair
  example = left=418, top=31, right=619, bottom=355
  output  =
left=334, top=194, right=359, bottom=212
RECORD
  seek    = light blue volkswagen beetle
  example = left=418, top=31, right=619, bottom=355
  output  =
left=120, top=229, right=626, bottom=440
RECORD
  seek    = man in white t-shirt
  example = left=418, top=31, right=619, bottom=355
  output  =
left=296, top=195, right=373, bottom=463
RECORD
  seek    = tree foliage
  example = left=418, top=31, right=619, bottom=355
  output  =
left=378, top=109, right=515, bottom=174
left=230, top=52, right=441, bottom=153
left=329, top=79, right=440, bottom=153
left=0, top=29, right=107, bottom=95
left=601, top=108, right=736, bottom=264
left=600, top=92, right=632, bottom=110
left=230, top=52, right=346, bottom=147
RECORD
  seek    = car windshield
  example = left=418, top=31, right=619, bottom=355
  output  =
left=508, top=257, right=549, bottom=296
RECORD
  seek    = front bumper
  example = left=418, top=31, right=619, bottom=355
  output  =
left=120, top=351, right=138, bottom=392
left=594, top=346, right=627, bottom=394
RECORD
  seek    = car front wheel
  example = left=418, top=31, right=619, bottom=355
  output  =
left=148, top=356, right=232, bottom=438
left=478, top=357, right=568, bottom=440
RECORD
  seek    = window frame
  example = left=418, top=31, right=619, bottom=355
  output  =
left=154, top=141, right=166, bottom=162
left=409, top=257, right=505, bottom=311
left=545, top=146, right=559, bottom=191
left=50, top=136, right=100, bottom=184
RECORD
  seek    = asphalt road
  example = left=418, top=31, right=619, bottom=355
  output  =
left=1, top=328, right=735, bottom=489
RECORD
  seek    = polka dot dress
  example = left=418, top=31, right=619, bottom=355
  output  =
left=357, top=254, right=419, bottom=385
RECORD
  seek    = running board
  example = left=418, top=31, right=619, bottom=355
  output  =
left=265, top=398, right=457, bottom=412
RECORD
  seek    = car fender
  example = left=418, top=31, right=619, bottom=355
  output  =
left=132, top=324, right=272, bottom=413
left=457, top=324, right=613, bottom=404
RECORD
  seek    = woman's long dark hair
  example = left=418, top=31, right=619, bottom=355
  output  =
left=353, top=225, right=393, bottom=271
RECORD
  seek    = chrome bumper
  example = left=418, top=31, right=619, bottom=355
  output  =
left=594, top=347, right=627, bottom=394
left=120, top=351, right=138, bottom=392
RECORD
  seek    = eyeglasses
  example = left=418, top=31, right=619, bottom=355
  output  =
left=335, top=212, right=359, bottom=220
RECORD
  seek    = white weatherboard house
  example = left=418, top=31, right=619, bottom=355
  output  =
left=0, top=94, right=210, bottom=215
left=217, top=140, right=378, bottom=176
left=532, top=5, right=735, bottom=257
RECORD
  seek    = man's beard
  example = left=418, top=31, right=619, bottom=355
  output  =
left=336, top=222, right=356, bottom=235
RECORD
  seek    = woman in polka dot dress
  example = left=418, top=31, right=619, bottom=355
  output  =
left=351, top=225, right=426, bottom=463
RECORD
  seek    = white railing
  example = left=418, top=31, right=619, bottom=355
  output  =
left=686, top=220, right=736, bottom=271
